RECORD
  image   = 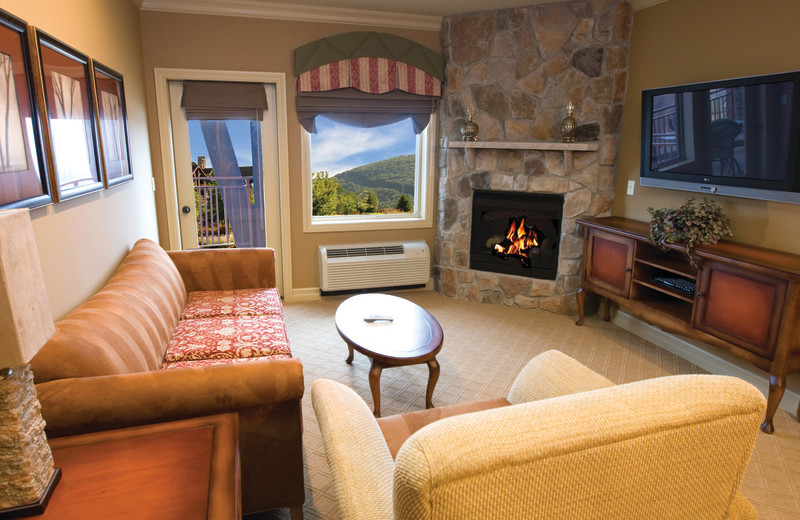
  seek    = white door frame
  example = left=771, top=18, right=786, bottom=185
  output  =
left=153, top=68, right=293, bottom=299
left=167, top=81, right=199, bottom=250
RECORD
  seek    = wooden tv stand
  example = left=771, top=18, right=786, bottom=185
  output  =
left=575, top=216, right=800, bottom=433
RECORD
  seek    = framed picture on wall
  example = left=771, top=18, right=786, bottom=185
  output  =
left=33, top=29, right=103, bottom=202
left=91, top=60, right=132, bottom=187
left=0, top=10, right=51, bottom=209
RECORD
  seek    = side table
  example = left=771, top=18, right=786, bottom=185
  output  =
left=28, top=413, right=240, bottom=519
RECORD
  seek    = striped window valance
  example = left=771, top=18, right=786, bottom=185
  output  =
left=296, top=57, right=441, bottom=97
left=293, top=32, right=444, bottom=134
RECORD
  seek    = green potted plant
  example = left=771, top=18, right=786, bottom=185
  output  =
left=647, top=198, right=733, bottom=268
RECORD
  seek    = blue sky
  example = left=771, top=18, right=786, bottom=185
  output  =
left=189, top=116, right=417, bottom=175
left=189, top=120, right=253, bottom=167
left=310, top=116, right=416, bottom=176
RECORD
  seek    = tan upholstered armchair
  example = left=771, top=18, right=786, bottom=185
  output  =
left=312, top=350, right=765, bottom=520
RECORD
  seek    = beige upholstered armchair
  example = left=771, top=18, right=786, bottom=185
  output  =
left=312, top=350, right=765, bottom=520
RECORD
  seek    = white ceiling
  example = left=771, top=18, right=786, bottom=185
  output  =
left=138, top=0, right=667, bottom=31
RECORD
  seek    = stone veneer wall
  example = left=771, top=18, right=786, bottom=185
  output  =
left=435, top=0, right=632, bottom=314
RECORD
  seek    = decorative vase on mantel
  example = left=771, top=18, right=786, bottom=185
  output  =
left=560, top=101, right=577, bottom=143
left=460, top=105, right=479, bottom=141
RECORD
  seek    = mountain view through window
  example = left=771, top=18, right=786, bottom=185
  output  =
left=310, top=116, right=417, bottom=217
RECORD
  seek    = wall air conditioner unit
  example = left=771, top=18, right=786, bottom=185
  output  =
left=319, top=241, right=430, bottom=293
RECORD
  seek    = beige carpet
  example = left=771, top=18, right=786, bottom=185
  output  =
left=269, top=290, right=800, bottom=520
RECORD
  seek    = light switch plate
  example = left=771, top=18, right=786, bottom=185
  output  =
left=627, top=180, right=635, bottom=195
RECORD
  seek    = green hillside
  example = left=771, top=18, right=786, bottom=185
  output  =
left=334, top=155, right=415, bottom=210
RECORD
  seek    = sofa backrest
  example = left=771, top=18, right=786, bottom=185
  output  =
left=167, top=247, right=277, bottom=292
left=32, top=239, right=187, bottom=382
left=393, top=374, right=765, bottom=520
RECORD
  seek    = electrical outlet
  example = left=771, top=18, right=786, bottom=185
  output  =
left=627, top=180, right=635, bottom=195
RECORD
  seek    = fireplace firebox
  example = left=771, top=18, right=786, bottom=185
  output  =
left=470, top=190, right=564, bottom=279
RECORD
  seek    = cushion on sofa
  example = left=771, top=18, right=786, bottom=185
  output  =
left=32, top=239, right=188, bottom=383
left=164, top=315, right=291, bottom=363
left=161, top=356, right=289, bottom=370
left=181, top=288, right=284, bottom=319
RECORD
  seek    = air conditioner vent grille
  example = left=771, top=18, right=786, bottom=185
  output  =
left=326, top=245, right=405, bottom=258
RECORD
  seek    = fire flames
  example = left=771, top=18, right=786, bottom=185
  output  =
left=492, top=217, right=541, bottom=267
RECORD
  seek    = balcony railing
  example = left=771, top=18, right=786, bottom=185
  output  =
left=652, top=109, right=681, bottom=166
left=194, top=175, right=257, bottom=248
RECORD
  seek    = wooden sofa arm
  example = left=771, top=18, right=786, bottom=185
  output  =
left=36, top=357, right=303, bottom=436
left=167, top=247, right=277, bottom=292
left=507, top=349, right=615, bottom=405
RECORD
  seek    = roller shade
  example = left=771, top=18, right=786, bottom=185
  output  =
left=296, top=88, right=437, bottom=134
left=181, top=81, right=268, bottom=120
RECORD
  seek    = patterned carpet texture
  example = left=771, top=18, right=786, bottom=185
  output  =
left=265, top=290, right=800, bottom=520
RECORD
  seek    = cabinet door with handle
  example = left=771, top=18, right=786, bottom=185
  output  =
left=694, top=261, right=788, bottom=359
left=584, top=229, right=635, bottom=297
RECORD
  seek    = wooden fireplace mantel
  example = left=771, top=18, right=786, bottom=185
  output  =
left=443, top=139, right=599, bottom=171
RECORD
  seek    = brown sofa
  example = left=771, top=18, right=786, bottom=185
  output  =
left=31, top=239, right=305, bottom=517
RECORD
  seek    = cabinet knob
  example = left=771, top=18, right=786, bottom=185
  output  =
left=695, top=291, right=704, bottom=298
left=624, top=267, right=632, bottom=272
left=182, top=206, right=191, bottom=214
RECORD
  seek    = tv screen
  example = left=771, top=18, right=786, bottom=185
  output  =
left=640, top=71, right=800, bottom=204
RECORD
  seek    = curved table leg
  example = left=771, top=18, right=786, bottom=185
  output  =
left=426, top=357, right=440, bottom=409
left=345, top=342, right=354, bottom=364
left=761, top=374, right=786, bottom=434
left=369, top=360, right=383, bottom=418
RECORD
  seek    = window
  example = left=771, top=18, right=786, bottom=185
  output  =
left=188, top=119, right=266, bottom=248
left=302, top=114, right=436, bottom=232
left=179, top=80, right=270, bottom=249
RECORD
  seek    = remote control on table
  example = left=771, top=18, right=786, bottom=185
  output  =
left=364, top=314, right=393, bottom=322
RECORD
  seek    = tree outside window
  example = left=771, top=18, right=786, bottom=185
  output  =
left=309, top=116, right=419, bottom=218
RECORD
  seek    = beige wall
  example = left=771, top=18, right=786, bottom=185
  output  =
left=615, top=0, right=800, bottom=255
left=616, top=0, right=800, bottom=407
left=1, top=0, right=158, bottom=320
left=139, top=12, right=439, bottom=292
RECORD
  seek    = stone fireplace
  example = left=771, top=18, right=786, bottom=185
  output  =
left=434, top=0, right=632, bottom=314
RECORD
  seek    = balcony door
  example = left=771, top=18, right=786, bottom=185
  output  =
left=167, top=80, right=284, bottom=293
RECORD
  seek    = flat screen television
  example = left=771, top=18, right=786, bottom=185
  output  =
left=640, top=71, right=800, bottom=204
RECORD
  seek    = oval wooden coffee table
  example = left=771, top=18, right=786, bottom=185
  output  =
left=334, top=293, right=444, bottom=417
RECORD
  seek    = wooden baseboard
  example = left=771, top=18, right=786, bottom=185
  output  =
left=612, top=310, right=800, bottom=416
left=288, top=279, right=434, bottom=303
left=287, top=287, right=321, bottom=302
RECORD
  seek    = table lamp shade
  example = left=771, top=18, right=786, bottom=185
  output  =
left=0, top=209, right=54, bottom=368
